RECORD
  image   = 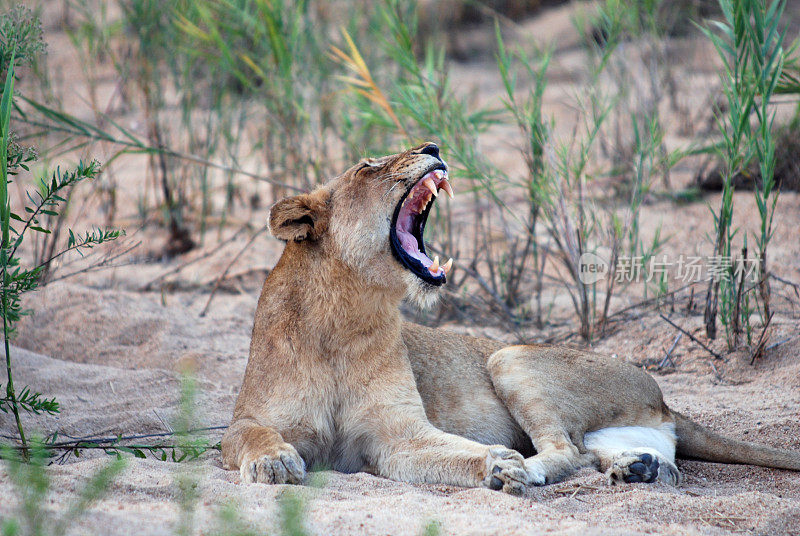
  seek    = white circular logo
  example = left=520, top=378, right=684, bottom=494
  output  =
left=578, top=252, right=609, bottom=285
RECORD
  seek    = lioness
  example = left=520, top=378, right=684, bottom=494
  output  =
left=222, top=143, right=800, bottom=493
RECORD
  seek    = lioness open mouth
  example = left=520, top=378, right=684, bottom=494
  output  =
left=389, top=165, right=454, bottom=286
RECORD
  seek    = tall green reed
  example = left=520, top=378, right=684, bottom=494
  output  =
left=700, top=0, right=786, bottom=348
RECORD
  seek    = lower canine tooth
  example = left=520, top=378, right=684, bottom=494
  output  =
left=429, top=256, right=440, bottom=273
left=442, top=258, right=453, bottom=274
left=441, top=179, right=454, bottom=199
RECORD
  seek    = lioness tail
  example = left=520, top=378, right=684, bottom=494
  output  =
left=673, top=410, right=800, bottom=470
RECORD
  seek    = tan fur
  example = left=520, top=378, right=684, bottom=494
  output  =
left=222, top=143, right=800, bottom=493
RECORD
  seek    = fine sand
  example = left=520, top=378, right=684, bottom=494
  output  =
left=1, top=274, right=798, bottom=535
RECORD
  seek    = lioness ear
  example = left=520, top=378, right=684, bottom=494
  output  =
left=268, top=189, right=330, bottom=242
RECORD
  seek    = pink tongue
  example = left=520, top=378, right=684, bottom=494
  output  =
left=396, top=187, right=433, bottom=268
left=396, top=223, right=432, bottom=267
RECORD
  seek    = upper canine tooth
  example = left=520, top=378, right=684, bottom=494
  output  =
left=442, top=258, right=453, bottom=274
left=430, top=256, right=440, bottom=273
left=408, top=190, right=414, bottom=200
left=423, top=177, right=438, bottom=197
left=441, top=179, right=454, bottom=199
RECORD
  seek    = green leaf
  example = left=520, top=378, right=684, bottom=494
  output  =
left=0, top=54, right=16, bottom=249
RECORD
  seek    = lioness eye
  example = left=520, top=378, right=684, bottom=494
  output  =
left=358, top=159, right=385, bottom=173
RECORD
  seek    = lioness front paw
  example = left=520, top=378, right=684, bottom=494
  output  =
left=240, top=443, right=307, bottom=485
left=483, top=446, right=528, bottom=495
left=606, top=450, right=680, bottom=486
left=523, top=458, right=547, bottom=486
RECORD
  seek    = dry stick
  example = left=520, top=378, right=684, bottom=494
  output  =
left=749, top=312, right=773, bottom=365
left=200, top=225, right=268, bottom=317
left=708, top=360, right=722, bottom=382
left=0, top=426, right=228, bottom=448
left=458, top=262, right=516, bottom=320
left=605, top=281, right=700, bottom=321
left=771, top=274, right=800, bottom=299
left=766, top=336, right=796, bottom=351
left=141, top=223, right=252, bottom=291
left=732, top=248, right=747, bottom=347
left=569, top=485, right=584, bottom=500
left=658, top=332, right=682, bottom=369
left=46, top=241, right=142, bottom=284
left=691, top=513, right=745, bottom=527
left=204, top=267, right=270, bottom=286
left=659, top=314, right=724, bottom=361
left=140, top=247, right=219, bottom=291
left=553, top=484, right=600, bottom=496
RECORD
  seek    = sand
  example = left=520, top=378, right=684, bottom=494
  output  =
left=0, top=277, right=797, bottom=535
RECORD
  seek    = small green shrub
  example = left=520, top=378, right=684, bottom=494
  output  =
left=0, top=7, right=123, bottom=453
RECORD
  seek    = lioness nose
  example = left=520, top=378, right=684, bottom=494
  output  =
left=419, top=143, right=440, bottom=159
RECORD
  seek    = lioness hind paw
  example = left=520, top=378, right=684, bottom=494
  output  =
left=240, top=446, right=307, bottom=485
left=606, top=451, right=680, bottom=486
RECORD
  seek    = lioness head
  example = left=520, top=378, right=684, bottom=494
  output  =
left=268, top=142, right=453, bottom=306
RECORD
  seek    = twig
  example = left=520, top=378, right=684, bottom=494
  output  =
left=690, top=512, right=746, bottom=529
left=765, top=336, right=796, bottom=351
left=456, top=261, right=516, bottom=320
left=141, top=223, right=252, bottom=291
left=749, top=312, right=773, bottom=365
left=152, top=409, right=173, bottom=433
left=203, top=267, right=269, bottom=286
left=606, top=282, right=700, bottom=322
left=709, top=360, right=722, bottom=382
left=771, top=274, right=800, bottom=299
left=658, top=332, right=682, bottom=369
left=659, top=314, right=724, bottom=360
left=1, top=425, right=228, bottom=446
left=46, top=241, right=141, bottom=284
left=140, top=247, right=218, bottom=290
left=200, top=225, right=267, bottom=316
left=553, top=483, right=600, bottom=500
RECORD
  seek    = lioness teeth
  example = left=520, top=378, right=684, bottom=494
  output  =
left=441, top=179, right=454, bottom=199
left=430, top=256, right=440, bottom=273
left=442, top=258, right=453, bottom=274
left=423, top=177, right=438, bottom=197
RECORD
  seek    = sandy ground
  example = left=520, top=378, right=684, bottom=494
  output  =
left=1, top=278, right=799, bottom=535
left=1, top=1, right=800, bottom=535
